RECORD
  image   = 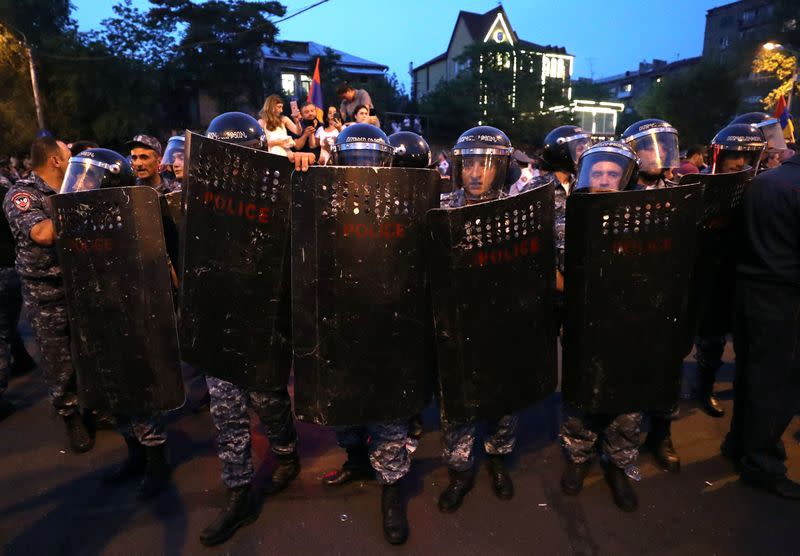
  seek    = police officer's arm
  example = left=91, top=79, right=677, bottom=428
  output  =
left=30, top=219, right=56, bottom=246
left=556, top=270, right=564, bottom=292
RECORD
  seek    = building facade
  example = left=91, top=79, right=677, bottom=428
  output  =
left=703, top=0, right=779, bottom=63
left=411, top=6, right=573, bottom=120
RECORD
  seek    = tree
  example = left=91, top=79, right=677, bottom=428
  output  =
left=148, top=0, right=286, bottom=113
left=752, top=48, right=797, bottom=110
left=635, top=61, right=740, bottom=146
left=418, top=73, right=480, bottom=144
left=0, top=26, right=37, bottom=151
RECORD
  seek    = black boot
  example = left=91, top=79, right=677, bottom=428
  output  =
left=381, top=481, right=409, bottom=545
left=104, top=436, right=146, bottom=483
left=199, top=485, right=258, bottom=547
left=322, top=447, right=373, bottom=486
left=267, top=451, right=301, bottom=494
left=604, top=465, right=638, bottom=512
left=646, top=417, right=680, bottom=473
left=63, top=412, right=94, bottom=454
left=561, top=460, right=592, bottom=495
left=137, top=445, right=171, bottom=500
left=486, top=454, right=514, bottom=500
left=437, top=468, right=474, bottom=513
left=698, top=366, right=725, bottom=417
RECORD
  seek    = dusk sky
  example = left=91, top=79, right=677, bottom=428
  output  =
left=74, top=0, right=729, bottom=91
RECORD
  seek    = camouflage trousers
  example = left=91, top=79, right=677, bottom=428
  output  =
left=21, top=278, right=78, bottom=416
left=116, top=413, right=167, bottom=447
left=695, top=335, right=727, bottom=374
left=206, top=375, right=297, bottom=489
left=0, top=267, right=22, bottom=396
left=560, top=409, right=642, bottom=468
left=441, top=414, right=518, bottom=472
left=332, top=422, right=413, bottom=484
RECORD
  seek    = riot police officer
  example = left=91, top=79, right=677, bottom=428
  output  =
left=434, top=126, right=521, bottom=513
left=622, top=118, right=680, bottom=190
left=622, top=119, right=682, bottom=473
left=729, top=112, right=787, bottom=171
left=161, top=135, right=185, bottom=189
left=198, top=112, right=306, bottom=547
left=694, top=124, right=766, bottom=421
left=57, top=148, right=174, bottom=499
left=533, top=125, right=594, bottom=326
left=3, top=136, right=92, bottom=452
left=322, top=123, right=415, bottom=545
left=389, top=131, right=432, bottom=169
left=560, top=141, right=643, bottom=512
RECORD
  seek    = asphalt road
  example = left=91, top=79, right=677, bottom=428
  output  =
left=1, top=341, right=798, bottom=556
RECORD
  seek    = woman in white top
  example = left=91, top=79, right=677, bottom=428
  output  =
left=316, top=106, right=342, bottom=165
left=258, top=94, right=301, bottom=156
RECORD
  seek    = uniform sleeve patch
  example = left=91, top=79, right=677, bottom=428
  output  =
left=11, top=192, right=32, bottom=212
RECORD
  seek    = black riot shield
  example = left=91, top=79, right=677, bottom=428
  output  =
left=160, top=190, right=183, bottom=274
left=51, top=187, right=184, bottom=414
left=679, top=170, right=752, bottom=346
left=563, top=183, right=702, bottom=414
left=426, top=184, right=557, bottom=422
left=179, top=132, right=293, bottom=391
left=291, top=167, right=440, bottom=426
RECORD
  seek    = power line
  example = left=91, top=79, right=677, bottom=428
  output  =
left=31, top=0, right=331, bottom=62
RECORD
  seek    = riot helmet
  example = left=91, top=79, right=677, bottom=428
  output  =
left=389, top=131, right=431, bottom=168
left=205, top=112, right=266, bottom=149
left=162, top=135, right=185, bottom=166
left=330, top=123, right=394, bottom=167
left=621, top=119, right=679, bottom=176
left=540, top=125, right=593, bottom=174
left=452, top=125, right=513, bottom=202
left=61, top=148, right=136, bottom=193
left=729, top=112, right=786, bottom=152
left=574, top=141, right=639, bottom=193
left=709, top=123, right=766, bottom=174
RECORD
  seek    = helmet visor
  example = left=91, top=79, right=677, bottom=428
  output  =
left=712, top=148, right=762, bottom=174
left=162, top=138, right=185, bottom=165
left=757, top=120, right=787, bottom=151
left=575, top=150, right=637, bottom=193
left=567, top=135, right=594, bottom=164
left=60, top=158, right=113, bottom=193
left=629, top=131, right=679, bottom=173
left=453, top=153, right=509, bottom=202
left=331, top=148, right=394, bottom=167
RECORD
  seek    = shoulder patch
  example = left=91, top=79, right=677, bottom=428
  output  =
left=11, top=192, right=32, bottom=212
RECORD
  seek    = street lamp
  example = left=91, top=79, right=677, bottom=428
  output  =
left=762, top=41, right=799, bottom=111
left=0, top=21, right=45, bottom=129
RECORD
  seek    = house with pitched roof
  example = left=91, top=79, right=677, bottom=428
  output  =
left=411, top=5, right=574, bottom=119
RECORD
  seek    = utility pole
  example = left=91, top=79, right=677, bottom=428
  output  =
left=1, top=21, right=45, bottom=129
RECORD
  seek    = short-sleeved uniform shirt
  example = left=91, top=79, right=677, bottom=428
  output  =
left=3, top=172, right=61, bottom=280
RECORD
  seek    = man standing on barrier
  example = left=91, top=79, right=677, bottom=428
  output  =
left=3, top=136, right=93, bottom=452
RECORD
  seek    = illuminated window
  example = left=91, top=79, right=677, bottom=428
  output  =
left=300, top=75, right=312, bottom=94
left=623, top=83, right=632, bottom=92
left=281, top=73, right=296, bottom=97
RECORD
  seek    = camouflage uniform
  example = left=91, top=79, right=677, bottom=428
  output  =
left=439, top=187, right=521, bottom=472
left=116, top=415, right=167, bottom=447
left=136, top=176, right=179, bottom=195
left=442, top=415, right=518, bottom=472
left=206, top=376, right=297, bottom=488
left=3, top=174, right=79, bottom=416
left=560, top=411, right=643, bottom=468
left=368, top=420, right=412, bottom=485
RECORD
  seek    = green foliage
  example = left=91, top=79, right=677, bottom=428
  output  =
left=635, top=61, right=740, bottom=146
left=0, top=27, right=37, bottom=151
